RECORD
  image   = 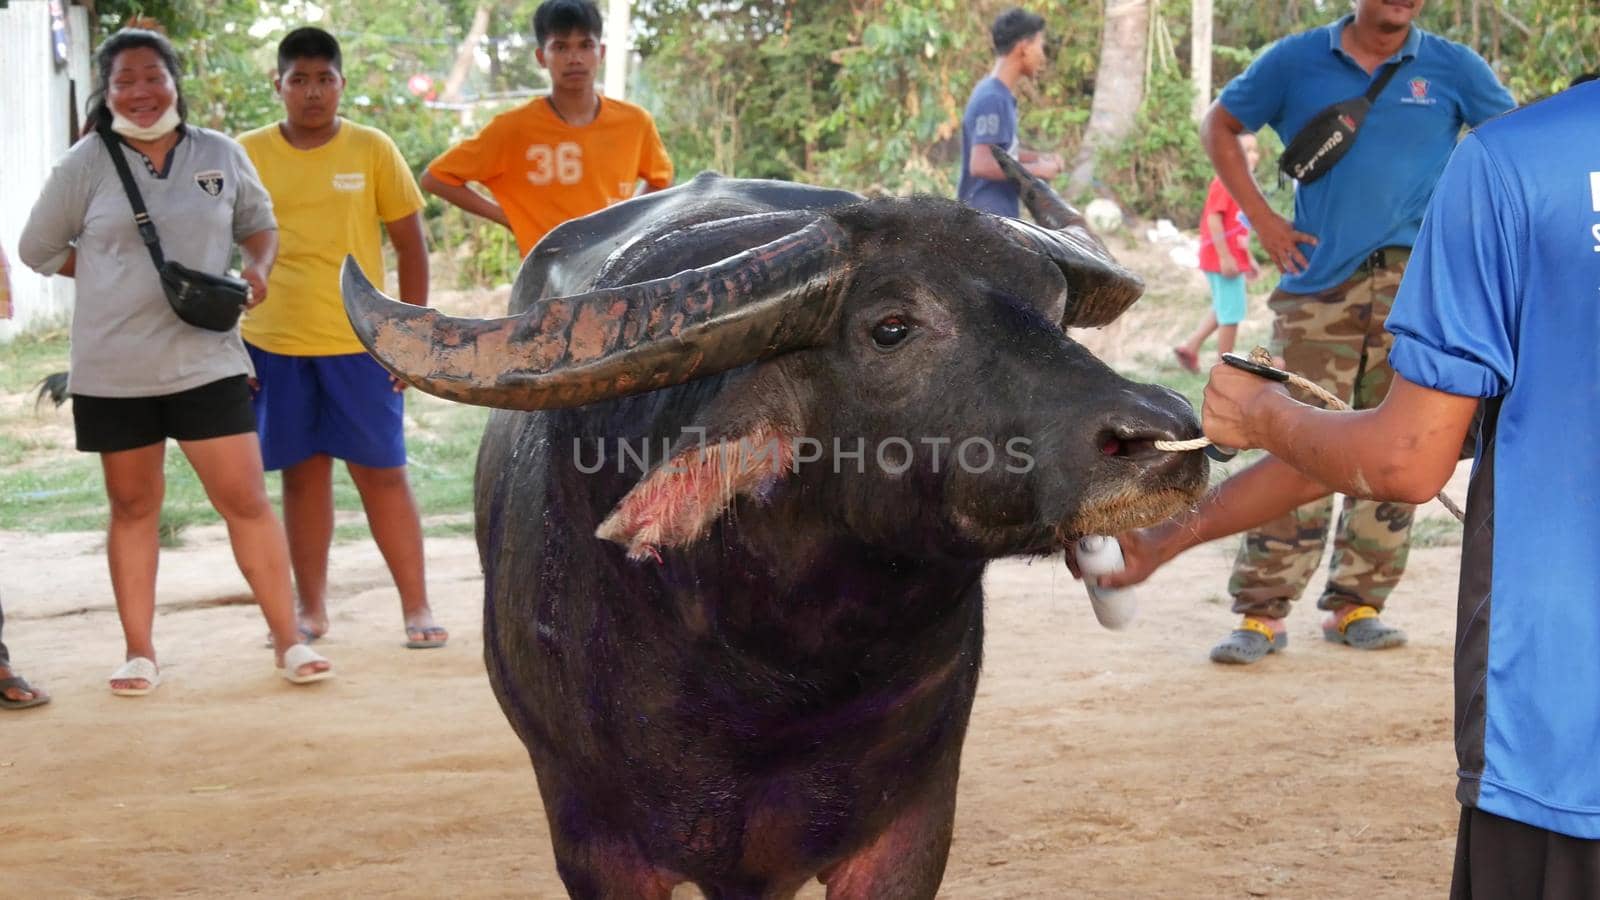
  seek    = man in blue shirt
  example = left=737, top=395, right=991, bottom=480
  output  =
left=956, top=8, right=1063, bottom=218
left=1197, top=0, right=1513, bottom=665
left=1100, top=79, right=1600, bottom=892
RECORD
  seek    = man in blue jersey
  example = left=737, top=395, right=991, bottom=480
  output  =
left=1100, top=79, right=1600, bottom=893
left=1197, top=0, right=1513, bottom=665
left=955, top=8, right=1063, bottom=217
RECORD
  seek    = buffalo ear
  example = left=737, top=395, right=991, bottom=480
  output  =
left=595, top=366, right=808, bottom=561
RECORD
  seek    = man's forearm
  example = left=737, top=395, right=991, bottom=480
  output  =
left=239, top=229, right=278, bottom=274
left=1256, top=390, right=1473, bottom=504
left=1162, top=455, right=1332, bottom=559
left=1201, top=107, right=1272, bottom=225
left=385, top=214, right=430, bottom=307
left=420, top=173, right=511, bottom=229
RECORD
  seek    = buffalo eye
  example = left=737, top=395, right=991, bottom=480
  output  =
left=871, top=316, right=910, bottom=349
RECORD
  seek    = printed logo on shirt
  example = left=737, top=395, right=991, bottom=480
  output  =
left=974, top=113, right=1001, bottom=137
left=1401, top=78, right=1437, bottom=106
left=194, top=170, right=224, bottom=197
left=332, top=173, right=366, bottom=192
left=1589, top=172, right=1600, bottom=213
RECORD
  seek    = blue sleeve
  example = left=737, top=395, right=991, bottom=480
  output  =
left=1453, top=45, right=1516, bottom=127
left=1217, top=41, right=1288, bottom=133
left=1386, top=133, right=1520, bottom=398
left=964, top=87, right=1015, bottom=149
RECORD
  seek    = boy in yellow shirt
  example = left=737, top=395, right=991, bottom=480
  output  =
left=421, top=0, right=674, bottom=257
left=238, top=26, right=447, bottom=649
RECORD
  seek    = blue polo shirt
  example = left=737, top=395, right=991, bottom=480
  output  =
left=1219, top=16, right=1513, bottom=293
left=957, top=76, right=1021, bottom=217
left=1385, top=80, right=1600, bottom=839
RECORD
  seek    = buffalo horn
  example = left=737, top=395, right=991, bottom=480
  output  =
left=341, top=219, right=849, bottom=411
left=991, top=146, right=1144, bottom=328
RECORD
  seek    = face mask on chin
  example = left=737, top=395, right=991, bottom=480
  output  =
left=110, top=104, right=181, bottom=142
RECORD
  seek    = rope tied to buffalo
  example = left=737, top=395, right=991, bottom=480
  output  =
left=1151, top=347, right=1466, bottom=523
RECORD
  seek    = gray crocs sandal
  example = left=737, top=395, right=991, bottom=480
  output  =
left=1209, top=621, right=1288, bottom=665
left=1323, top=608, right=1407, bottom=650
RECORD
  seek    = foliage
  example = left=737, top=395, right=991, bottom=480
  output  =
left=88, top=0, right=1600, bottom=240
left=1098, top=65, right=1210, bottom=227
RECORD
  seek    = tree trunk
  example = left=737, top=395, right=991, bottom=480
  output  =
left=1190, top=0, right=1213, bottom=122
left=1069, top=0, right=1152, bottom=195
left=442, top=4, right=491, bottom=104
left=603, top=0, right=631, bottom=99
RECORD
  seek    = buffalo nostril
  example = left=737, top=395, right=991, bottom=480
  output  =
left=1096, top=429, right=1166, bottom=460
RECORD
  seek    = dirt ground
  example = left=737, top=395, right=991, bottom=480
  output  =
left=0, top=466, right=1472, bottom=898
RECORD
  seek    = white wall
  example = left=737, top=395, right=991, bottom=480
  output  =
left=0, top=1, right=88, bottom=341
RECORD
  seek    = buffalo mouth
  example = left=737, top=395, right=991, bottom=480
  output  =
left=1059, top=481, right=1206, bottom=543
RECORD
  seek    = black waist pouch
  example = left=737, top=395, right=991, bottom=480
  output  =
left=1278, top=59, right=1406, bottom=185
left=159, top=261, right=250, bottom=332
left=100, top=125, right=251, bottom=333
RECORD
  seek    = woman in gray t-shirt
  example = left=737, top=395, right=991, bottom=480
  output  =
left=18, top=29, right=334, bottom=692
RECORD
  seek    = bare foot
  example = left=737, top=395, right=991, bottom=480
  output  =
left=1173, top=346, right=1200, bottom=373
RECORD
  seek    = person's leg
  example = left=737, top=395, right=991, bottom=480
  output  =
left=1216, top=284, right=1362, bottom=664
left=1212, top=272, right=1247, bottom=360
left=1174, top=309, right=1217, bottom=372
left=347, top=462, right=444, bottom=644
left=281, top=454, right=335, bottom=637
left=1321, top=251, right=1412, bottom=648
left=315, top=352, right=445, bottom=646
left=0, top=591, right=48, bottom=706
left=1450, top=805, right=1600, bottom=899
left=1215, top=323, right=1239, bottom=357
left=101, top=443, right=167, bottom=689
left=245, top=343, right=325, bottom=637
left=181, top=432, right=328, bottom=679
left=170, top=375, right=328, bottom=680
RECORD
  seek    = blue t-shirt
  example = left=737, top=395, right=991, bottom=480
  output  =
left=957, top=76, right=1020, bottom=217
left=1219, top=15, right=1513, bottom=293
left=1386, top=80, right=1600, bottom=839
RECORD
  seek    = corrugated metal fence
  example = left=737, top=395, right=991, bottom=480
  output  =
left=1, top=0, right=89, bottom=340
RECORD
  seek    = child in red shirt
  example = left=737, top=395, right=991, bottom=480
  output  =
left=1174, top=134, right=1260, bottom=372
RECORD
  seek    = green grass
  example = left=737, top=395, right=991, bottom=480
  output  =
left=0, top=330, right=71, bottom=394
left=0, top=332, right=491, bottom=536
left=1410, top=516, right=1464, bottom=549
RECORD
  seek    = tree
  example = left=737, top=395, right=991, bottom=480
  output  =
left=1190, top=0, right=1211, bottom=121
left=1068, top=0, right=1150, bottom=196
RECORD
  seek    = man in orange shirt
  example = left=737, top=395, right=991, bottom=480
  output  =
left=421, top=0, right=674, bottom=257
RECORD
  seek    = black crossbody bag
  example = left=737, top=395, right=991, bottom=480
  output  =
left=100, top=126, right=251, bottom=332
left=1278, top=59, right=1407, bottom=185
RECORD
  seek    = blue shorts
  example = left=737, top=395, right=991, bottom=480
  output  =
left=245, top=345, right=406, bottom=471
left=1206, top=272, right=1248, bottom=326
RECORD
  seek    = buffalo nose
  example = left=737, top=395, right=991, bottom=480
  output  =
left=1091, top=385, right=1202, bottom=463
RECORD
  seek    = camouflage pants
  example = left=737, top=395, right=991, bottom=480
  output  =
left=1229, top=248, right=1415, bottom=619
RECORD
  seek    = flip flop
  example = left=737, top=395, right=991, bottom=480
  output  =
left=0, top=675, right=51, bottom=710
left=1323, top=606, right=1407, bottom=650
left=1209, top=618, right=1287, bottom=665
left=404, top=625, right=449, bottom=650
left=109, top=657, right=160, bottom=697
left=279, top=643, right=334, bottom=685
left=262, top=625, right=324, bottom=648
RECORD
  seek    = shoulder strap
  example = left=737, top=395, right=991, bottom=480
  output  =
left=97, top=127, right=167, bottom=271
left=1364, top=58, right=1408, bottom=103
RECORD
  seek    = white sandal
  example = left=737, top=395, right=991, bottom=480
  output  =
left=278, top=642, right=334, bottom=685
left=109, top=657, right=160, bottom=697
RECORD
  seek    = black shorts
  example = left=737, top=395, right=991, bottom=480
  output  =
left=1451, top=806, right=1600, bottom=899
left=72, top=375, right=256, bottom=453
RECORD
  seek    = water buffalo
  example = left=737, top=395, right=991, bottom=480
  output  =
left=341, top=159, right=1207, bottom=898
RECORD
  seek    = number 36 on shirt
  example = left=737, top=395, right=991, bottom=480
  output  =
left=526, top=142, right=582, bottom=186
